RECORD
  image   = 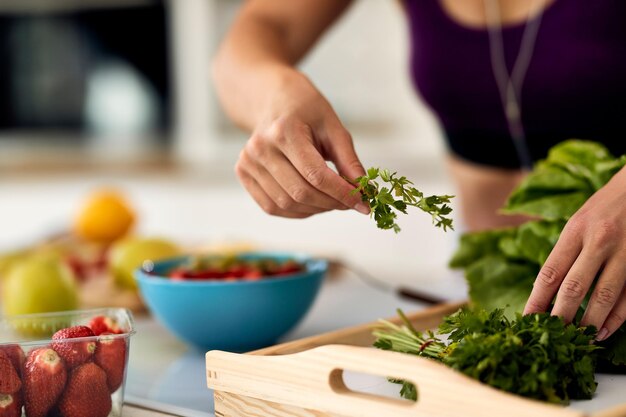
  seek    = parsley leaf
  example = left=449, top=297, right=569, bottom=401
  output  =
left=352, top=168, right=454, bottom=233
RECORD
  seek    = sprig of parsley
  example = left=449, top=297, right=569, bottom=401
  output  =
left=351, top=168, right=454, bottom=233
left=373, top=308, right=600, bottom=404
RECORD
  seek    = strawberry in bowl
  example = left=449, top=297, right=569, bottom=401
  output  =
left=167, top=255, right=305, bottom=282
left=135, top=252, right=327, bottom=352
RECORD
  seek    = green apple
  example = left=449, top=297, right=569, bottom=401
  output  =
left=110, top=237, right=179, bottom=290
left=2, top=256, right=78, bottom=316
left=0, top=250, right=30, bottom=280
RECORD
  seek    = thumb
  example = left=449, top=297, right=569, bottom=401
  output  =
left=325, top=127, right=366, bottom=183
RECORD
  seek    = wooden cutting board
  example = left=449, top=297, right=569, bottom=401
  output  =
left=206, top=302, right=626, bottom=417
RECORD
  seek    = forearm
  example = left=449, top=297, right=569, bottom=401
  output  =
left=212, top=15, right=296, bottom=130
left=212, top=0, right=352, bottom=131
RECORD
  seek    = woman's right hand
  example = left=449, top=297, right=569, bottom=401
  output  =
left=235, top=71, right=370, bottom=218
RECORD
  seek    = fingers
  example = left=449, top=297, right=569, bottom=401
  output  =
left=237, top=116, right=369, bottom=217
left=323, top=125, right=366, bottom=181
left=597, top=285, right=626, bottom=341
left=523, top=228, right=582, bottom=315
left=237, top=152, right=325, bottom=217
left=580, top=257, right=626, bottom=337
left=263, top=152, right=350, bottom=212
left=236, top=168, right=314, bottom=219
left=550, top=246, right=604, bottom=323
left=524, top=210, right=626, bottom=341
left=278, top=123, right=369, bottom=214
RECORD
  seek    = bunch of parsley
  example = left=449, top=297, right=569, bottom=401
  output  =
left=374, top=308, right=600, bottom=404
left=352, top=168, right=454, bottom=233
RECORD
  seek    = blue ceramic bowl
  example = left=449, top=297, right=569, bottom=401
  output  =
left=134, top=253, right=327, bottom=352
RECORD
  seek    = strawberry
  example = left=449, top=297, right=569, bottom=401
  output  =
left=94, top=334, right=127, bottom=392
left=0, top=345, right=25, bottom=378
left=274, top=261, right=302, bottom=276
left=0, top=392, right=21, bottom=417
left=23, top=348, right=66, bottom=417
left=51, top=326, right=96, bottom=369
left=0, top=351, right=21, bottom=394
left=88, top=316, right=123, bottom=336
left=58, top=363, right=112, bottom=417
left=243, top=270, right=263, bottom=280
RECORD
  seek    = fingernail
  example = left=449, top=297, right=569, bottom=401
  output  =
left=355, top=202, right=370, bottom=215
left=597, top=328, right=609, bottom=341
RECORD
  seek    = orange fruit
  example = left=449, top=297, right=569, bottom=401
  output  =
left=74, top=190, right=135, bottom=243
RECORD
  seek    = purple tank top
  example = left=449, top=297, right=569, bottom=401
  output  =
left=406, top=0, right=626, bottom=168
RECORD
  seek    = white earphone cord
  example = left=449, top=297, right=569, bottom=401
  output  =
left=484, top=0, right=544, bottom=170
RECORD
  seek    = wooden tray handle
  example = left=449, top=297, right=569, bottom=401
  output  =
left=207, top=344, right=584, bottom=417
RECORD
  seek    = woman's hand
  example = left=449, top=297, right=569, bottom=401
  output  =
left=235, top=71, right=369, bottom=218
left=524, top=168, right=626, bottom=341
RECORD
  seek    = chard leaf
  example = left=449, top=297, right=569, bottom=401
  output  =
left=548, top=140, right=613, bottom=169
left=465, top=256, right=537, bottom=319
left=514, top=220, right=564, bottom=265
left=503, top=191, right=589, bottom=220
left=596, top=158, right=626, bottom=185
left=448, top=228, right=514, bottom=268
left=503, top=140, right=625, bottom=219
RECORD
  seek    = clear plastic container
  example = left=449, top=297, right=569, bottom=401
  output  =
left=0, top=308, right=135, bottom=417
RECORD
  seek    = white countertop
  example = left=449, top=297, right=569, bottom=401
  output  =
left=124, top=270, right=444, bottom=416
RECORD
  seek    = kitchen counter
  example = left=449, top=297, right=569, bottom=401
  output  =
left=124, top=269, right=466, bottom=416
left=124, top=405, right=179, bottom=417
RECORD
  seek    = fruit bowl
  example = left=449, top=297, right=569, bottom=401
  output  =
left=0, top=308, right=134, bottom=417
left=134, top=252, right=327, bottom=352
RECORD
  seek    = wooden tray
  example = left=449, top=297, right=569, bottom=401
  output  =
left=206, top=302, right=626, bottom=417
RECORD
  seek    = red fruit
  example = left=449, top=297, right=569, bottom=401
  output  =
left=64, top=255, right=87, bottom=282
left=51, top=326, right=96, bottom=369
left=0, top=392, right=22, bottom=417
left=89, top=316, right=123, bottom=336
left=243, top=270, right=263, bottom=280
left=58, top=363, right=112, bottom=417
left=0, top=345, right=25, bottom=377
left=0, top=351, right=20, bottom=394
left=94, top=334, right=127, bottom=392
left=274, top=261, right=302, bottom=276
left=23, top=348, right=66, bottom=417
left=168, top=268, right=187, bottom=280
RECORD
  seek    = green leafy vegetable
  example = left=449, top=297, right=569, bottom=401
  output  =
left=373, top=308, right=600, bottom=404
left=503, top=140, right=626, bottom=219
left=465, top=256, right=536, bottom=318
left=450, top=140, right=626, bottom=368
left=352, top=168, right=454, bottom=233
left=600, top=328, right=626, bottom=371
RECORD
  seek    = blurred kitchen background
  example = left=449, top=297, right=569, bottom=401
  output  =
left=0, top=0, right=465, bottom=298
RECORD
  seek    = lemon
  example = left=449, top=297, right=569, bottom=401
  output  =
left=74, top=189, right=135, bottom=243
left=109, top=237, right=180, bottom=290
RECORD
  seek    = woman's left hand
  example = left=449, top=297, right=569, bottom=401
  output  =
left=524, top=167, right=626, bottom=341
